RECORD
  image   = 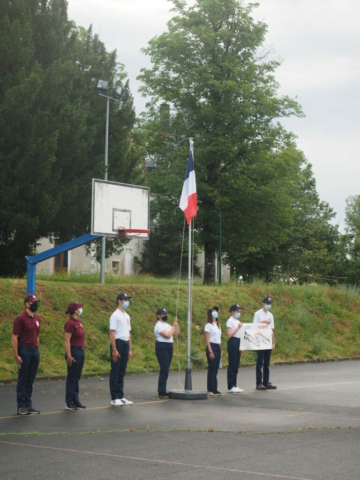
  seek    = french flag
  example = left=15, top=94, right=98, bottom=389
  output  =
left=179, top=140, right=197, bottom=225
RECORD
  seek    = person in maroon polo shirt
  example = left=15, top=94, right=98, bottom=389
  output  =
left=64, top=301, right=86, bottom=410
left=12, top=294, right=42, bottom=415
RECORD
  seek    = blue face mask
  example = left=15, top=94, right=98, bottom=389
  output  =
left=212, top=311, right=218, bottom=319
left=265, top=304, right=271, bottom=311
left=234, top=312, right=241, bottom=319
left=123, top=301, right=129, bottom=309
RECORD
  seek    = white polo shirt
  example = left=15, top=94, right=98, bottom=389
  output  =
left=253, top=308, right=274, bottom=330
left=226, top=316, right=241, bottom=339
left=109, top=308, right=131, bottom=341
left=154, top=321, right=173, bottom=343
left=204, top=322, right=221, bottom=344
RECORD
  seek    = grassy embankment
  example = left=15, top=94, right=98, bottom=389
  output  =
left=1, top=276, right=360, bottom=381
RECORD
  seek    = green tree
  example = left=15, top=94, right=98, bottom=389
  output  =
left=0, top=1, right=141, bottom=276
left=138, top=0, right=304, bottom=283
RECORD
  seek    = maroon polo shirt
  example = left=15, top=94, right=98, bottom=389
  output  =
left=13, top=311, right=41, bottom=347
left=64, top=317, right=85, bottom=347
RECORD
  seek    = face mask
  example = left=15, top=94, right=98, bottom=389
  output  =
left=78, top=308, right=83, bottom=316
left=162, top=315, right=168, bottom=321
left=265, top=304, right=271, bottom=311
left=29, top=303, right=38, bottom=313
left=234, top=312, right=241, bottom=319
left=212, top=311, right=218, bottom=319
left=123, top=301, right=129, bottom=309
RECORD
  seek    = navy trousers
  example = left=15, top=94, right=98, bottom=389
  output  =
left=227, top=337, right=241, bottom=390
left=155, top=341, right=173, bottom=394
left=65, top=347, right=85, bottom=406
left=16, top=345, right=40, bottom=408
left=206, top=343, right=221, bottom=392
left=256, top=349, right=272, bottom=385
left=110, top=339, right=129, bottom=400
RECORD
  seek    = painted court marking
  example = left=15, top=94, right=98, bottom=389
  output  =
left=0, top=440, right=313, bottom=480
left=0, top=399, right=167, bottom=420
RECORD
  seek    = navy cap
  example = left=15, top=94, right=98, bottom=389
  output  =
left=229, top=303, right=243, bottom=312
left=156, top=308, right=168, bottom=315
left=116, top=292, right=132, bottom=302
left=262, top=296, right=273, bottom=303
left=207, top=306, right=219, bottom=315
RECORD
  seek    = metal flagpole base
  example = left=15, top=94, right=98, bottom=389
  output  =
left=169, top=368, right=208, bottom=400
left=169, top=389, right=208, bottom=400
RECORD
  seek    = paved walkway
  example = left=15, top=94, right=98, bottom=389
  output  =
left=1, top=361, right=360, bottom=479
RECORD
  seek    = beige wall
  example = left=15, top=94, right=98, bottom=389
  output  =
left=35, top=237, right=230, bottom=281
left=35, top=237, right=143, bottom=276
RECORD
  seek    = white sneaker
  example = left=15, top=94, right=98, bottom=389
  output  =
left=228, top=386, right=243, bottom=393
left=120, top=398, right=133, bottom=405
left=111, top=399, right=123, bottom=406
left=235, top=386, right=244, bottom=393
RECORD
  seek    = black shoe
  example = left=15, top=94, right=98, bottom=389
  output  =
left=213, top=390, right=222, bottom=395
left=18, top=406, right=29, bottom=415
left=256, top=384, right=267, bottom=390
left=158, top=392, right=169, bottom=398
left=66, top=404, right=77, bottom=410
left=27, top=406, right=40, bottom=414
left=75, top=402, right=86, bottom=409
left=264, top=383, right=277, bottom=390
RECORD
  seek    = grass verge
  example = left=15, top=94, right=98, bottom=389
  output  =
left=1, top=278, right=360, bottom=380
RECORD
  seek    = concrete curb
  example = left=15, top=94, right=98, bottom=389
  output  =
left=1, top=356, right=360, bottom=385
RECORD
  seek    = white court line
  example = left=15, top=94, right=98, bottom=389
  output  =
left=0, top=399, right=167, bottom=421
left=277, top=381, right=360, bottom=391
left=0, top=440, right=314, bottom=480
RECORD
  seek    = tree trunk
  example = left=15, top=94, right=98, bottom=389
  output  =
left=203, top=242, right=216, bottom=284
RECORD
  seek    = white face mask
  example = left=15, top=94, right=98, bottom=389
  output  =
left=78, top=308, right=83, bottom=316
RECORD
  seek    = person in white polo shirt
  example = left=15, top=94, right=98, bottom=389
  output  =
left=109, top=292, right=133, bottom=406
left=204, top=306, right=222, bottom=395
left=226, top=303, right=244, bottom=393
left=154, top=308, right=179, bottom=398
left=253, top=296, right=276, bottom=391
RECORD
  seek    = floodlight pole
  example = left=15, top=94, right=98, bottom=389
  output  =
left=100, top=97, right=110, bottom=285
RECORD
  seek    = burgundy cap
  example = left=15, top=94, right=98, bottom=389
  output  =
left=24, top=294, right=40, bottom=304
left=66, top=301, right=84, bottom=313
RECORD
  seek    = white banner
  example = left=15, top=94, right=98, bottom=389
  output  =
left=239, top=323, right=273, bottom=351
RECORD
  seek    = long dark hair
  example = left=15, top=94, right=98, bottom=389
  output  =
left=206, top=310, right=220, bottom=328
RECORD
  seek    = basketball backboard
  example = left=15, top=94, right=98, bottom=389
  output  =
left=91, top=179, right=150, bottom=239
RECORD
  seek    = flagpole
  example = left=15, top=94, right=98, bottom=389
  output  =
left=185, top=218, right=192, bottom=390
left=169, top=137, right=207, bottom=400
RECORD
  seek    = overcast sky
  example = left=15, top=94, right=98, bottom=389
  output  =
left=68, top=0, right=360, bottom=229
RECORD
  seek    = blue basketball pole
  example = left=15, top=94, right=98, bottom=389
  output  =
left=25, top=232, right=102, bottom=295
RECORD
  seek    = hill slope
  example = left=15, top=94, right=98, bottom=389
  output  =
left=1, top=279, right=360, bottom=380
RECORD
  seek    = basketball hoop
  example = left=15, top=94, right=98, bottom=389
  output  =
left=118, top=228, right=150, bottom=239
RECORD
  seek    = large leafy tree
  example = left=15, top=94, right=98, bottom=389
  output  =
left=138, top=0, right=305, bottom=282
left=0, top=0, right=140, bottom=276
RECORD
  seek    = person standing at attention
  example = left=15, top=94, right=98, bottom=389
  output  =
left=154, top=308, right=179, bottom=398
left=110, top=292, right=133, bottom=406
left=253, top=296, right=277, bottom=390
left=205, top=306, right=222, bottom=395
left=64, top=301, right=86, bottom=411
left=226, top=303, right=244, bottom=393
left=11, top=294, right=42, bottom=415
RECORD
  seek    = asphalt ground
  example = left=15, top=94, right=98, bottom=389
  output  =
left=1, top=361, right=360, bottom=480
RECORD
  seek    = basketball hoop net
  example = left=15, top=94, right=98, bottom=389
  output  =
left=118, top=227, right=150, bottom=239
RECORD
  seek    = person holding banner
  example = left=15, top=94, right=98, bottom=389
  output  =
left=253, top=296, right=277, bottom=390
left=226, top=304, right=244, bottom=393
left=204, top=306, right=222, bottom=395
left=154, top=308, right=179, bottom=398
